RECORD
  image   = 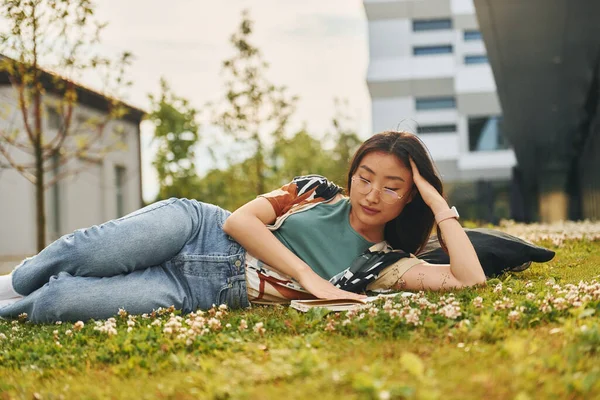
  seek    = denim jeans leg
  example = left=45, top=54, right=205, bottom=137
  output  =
left=0, top=265, right=192, bottom=323
left=11, top=198, right=200, bottom=296
left=2, top=199, right=250, bottom=322
left=171, top=203, right=249, bottom=311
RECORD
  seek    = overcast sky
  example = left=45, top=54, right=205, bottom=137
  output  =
left=91, top=0, right=371, bottom=201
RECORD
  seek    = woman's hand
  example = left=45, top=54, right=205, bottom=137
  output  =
left=409, top=158, right=449, bottom=214
left=297, top=269, right=367, bottom=300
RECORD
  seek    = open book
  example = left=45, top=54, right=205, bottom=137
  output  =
left=289, top=292, right=414, bottom=312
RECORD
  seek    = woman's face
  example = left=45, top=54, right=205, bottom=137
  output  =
left=349, top=151, right=414, bottom=236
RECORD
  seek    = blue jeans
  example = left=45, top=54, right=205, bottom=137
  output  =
left=0, top=199, right=249, bottom=323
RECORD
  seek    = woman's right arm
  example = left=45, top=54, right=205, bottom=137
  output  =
left=222, top=197, right=366, bottom=300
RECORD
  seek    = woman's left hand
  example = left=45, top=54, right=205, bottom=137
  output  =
left=409, top=158, right=449, bottom=214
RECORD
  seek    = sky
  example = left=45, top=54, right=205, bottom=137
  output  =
left=91, top=0, right=371, bottom=202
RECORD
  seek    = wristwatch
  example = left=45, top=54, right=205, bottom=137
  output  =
left=435, top=206, right=459, bottom=224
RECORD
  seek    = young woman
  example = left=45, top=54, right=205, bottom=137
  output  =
left=0, top=131, right=485, bottom=322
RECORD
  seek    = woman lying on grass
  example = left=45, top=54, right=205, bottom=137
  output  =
left=0, top=131, right=485, bottom=322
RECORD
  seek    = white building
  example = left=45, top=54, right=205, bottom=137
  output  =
left=0, top=65, right=145, bottom=273
left=363, top=0, right=517, bottom=218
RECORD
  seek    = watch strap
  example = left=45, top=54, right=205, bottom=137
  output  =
left=435, top=206, right=459, bottom=224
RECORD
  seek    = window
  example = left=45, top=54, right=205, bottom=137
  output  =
left=115, top=166, right=126, bottom=217
left=464, top=30, right=482, bottom=41
left=47, top=107, right=61, bottom=130
left=468, top=116, right=510, bottom=151
left=412, top=19, right=452, bottom=32
left=413, top=45, right=453, bottom=56
left=417, top=124, right=457, bottom=134
left=465, top=55, right=488, bottom=65
left=416, top=97, right=456, bottom=111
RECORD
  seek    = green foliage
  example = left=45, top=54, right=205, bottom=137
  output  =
left=1, top=238, right=600, bottom=399
left=148, top=78, right=200, bottom=201
left=145, top=12, right=362, bottom=212
left=209, top=9, right=297, bottom=197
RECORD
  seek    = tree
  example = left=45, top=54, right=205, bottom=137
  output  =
left=0, top=0, right=132, bottom=251
left=148, top=78, right=200, bottom=200
left=271, top=128, right=334, bottom=186
left=209, top=9, right=297, bottom=196
left=325, top=98, right=362, bottom=186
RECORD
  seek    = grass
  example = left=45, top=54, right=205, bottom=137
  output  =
left=1, top=234, right=599, bottom=399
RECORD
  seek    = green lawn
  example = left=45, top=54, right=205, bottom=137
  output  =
left=1, top=228, right=599, bottom=399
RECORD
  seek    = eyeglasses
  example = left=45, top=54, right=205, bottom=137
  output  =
left=351, top=176, right=404, bottom=204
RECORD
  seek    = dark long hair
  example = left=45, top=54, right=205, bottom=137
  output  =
left=347, top=131, right=446, bottom=255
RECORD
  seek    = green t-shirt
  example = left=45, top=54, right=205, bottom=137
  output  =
left=273, top=198, right=375, bottom=279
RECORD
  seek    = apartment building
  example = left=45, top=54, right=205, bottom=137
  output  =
left=364, top=0, right=516, bottom=220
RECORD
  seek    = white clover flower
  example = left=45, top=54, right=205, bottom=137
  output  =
left=253, top=322, right=265, bottom=335
left=553, top=297, right=568, bottom=310
left=379, top=390, right=391, bottom=400
left=540, top=303, right=553, bottom=313
left=438, top=304, right=461, bottom=319
left=127, top=327, right=133, bottom=333
left=368, top=307, right=379, bottom=317
left=118, top=308, right=128, bottom=318
left=526, top=292, right=536, bottom=300
left=238, top=319, right=248, bottom=331
left=0, top=333, right=6, bottom=340
left=218, top=304, right=228, bottom=311
left=207, top=318, right=221, bottom=331
left=493, top=283, right=503, bottom=293
left=404, top=308, right=422, bottom=325
left=507, top=311, right=521, bottom=322
left=382, top=300, right=394, bottom=312
left=472, top=297, right=484, bottom=308
left=73, top=321, right=84, bottom=331
left=458, top=319, right=471, bottom=329
left=324, top=319, right=337, bottom=332
left=127, top=320, right=135, bottom=327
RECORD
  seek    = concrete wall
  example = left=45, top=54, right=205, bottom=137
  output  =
left=0, top=85, right=143, bottom=272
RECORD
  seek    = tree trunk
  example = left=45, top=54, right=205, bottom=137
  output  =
left=34, top=90, right=46, bottom=251
left=255, top=140, right=264, bottom=195
left=35, top=143, right=46, bottom=252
